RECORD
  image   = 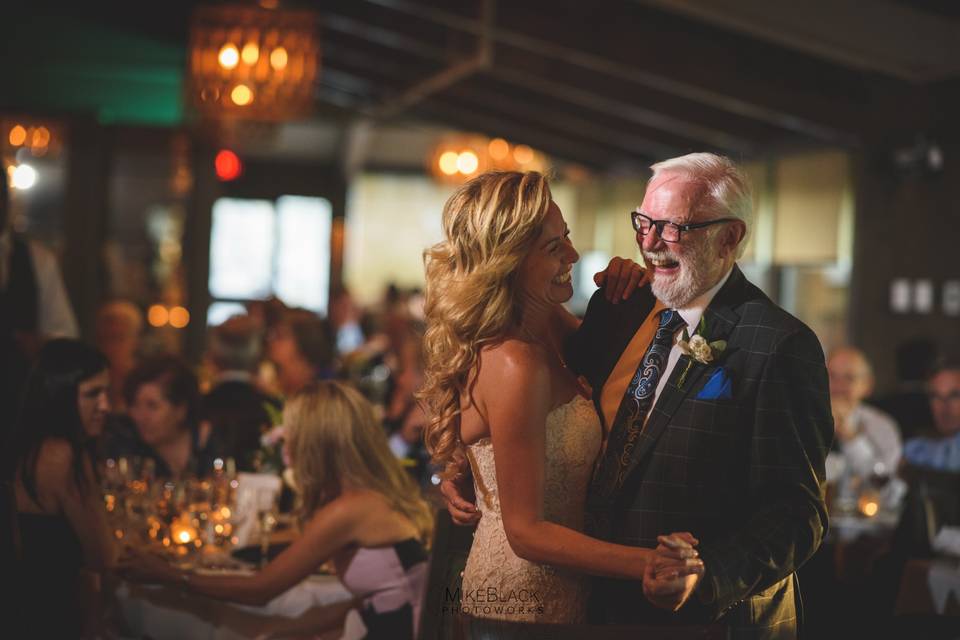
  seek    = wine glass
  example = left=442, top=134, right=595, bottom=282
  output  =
left=256, top=488, right=279, bottom=568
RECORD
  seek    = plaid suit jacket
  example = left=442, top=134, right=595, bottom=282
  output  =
left=566, top=265, right=832, bottom=640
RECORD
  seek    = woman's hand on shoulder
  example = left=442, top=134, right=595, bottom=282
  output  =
left=593, top=256, right=649, bottom=304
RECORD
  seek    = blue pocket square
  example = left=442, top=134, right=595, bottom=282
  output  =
left=697, top=367, right=733, bottom=400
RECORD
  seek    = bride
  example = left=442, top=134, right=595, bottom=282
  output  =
left=419, top=171, right=702, bottom=626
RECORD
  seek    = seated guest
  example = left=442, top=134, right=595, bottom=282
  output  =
left=122, top=381, right=433, bottom=640
left=329, top=287, right=366, bottom=356
left=203, top=315, right=280, bottom=471
left=826, top=346, right=902, bottom=480
left=266, top=308, right=335, bottom=397
left=903, top=358, right=960, bottom=471
left=386, top=400, right=433, bottom=488
left=94, top=300, right=143, bottom=412
left=104, top=355, right=223, bottom=478
left=7, top=339, right=118, bottom=638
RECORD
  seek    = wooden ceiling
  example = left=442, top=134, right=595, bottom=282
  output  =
left=26, top=1, right=960, bottom=171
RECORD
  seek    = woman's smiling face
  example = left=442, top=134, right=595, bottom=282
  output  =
left=518, top=201, right=580, bottom=307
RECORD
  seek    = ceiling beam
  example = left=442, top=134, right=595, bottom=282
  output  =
left=350, top=0, right=874, bottom=143
left=321, top=17, right=779, bottom=152
left=319, top=62, right=644, bottom=167
left=634, top=0, right=960, bottom=82
left=321, top=40, right=716, bottom=158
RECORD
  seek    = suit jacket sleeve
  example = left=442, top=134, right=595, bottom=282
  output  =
left=564, top=289, right=606, bottom=378
left=695, top=326, right=833, bottom=618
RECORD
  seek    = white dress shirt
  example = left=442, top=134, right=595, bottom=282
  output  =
left=652, top=267, right=733, bottom=410
left=831, top=403, right=902, bottom=479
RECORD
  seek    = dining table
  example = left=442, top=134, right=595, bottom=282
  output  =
left=98, top=467, right=369, bottom=639
left=108, top=570, right=361, bottom=640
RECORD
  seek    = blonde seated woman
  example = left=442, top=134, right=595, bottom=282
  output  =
left=122, top=381, right=433, bottom=640
left=419, top=170, right=703, bottom=628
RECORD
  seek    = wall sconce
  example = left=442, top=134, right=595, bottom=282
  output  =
left=188, top=4, right=320, bottom=121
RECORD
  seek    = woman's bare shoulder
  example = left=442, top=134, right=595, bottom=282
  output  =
left=36, top=438, right=77, bottom=476
left=478, top=338, right=548, bottom=379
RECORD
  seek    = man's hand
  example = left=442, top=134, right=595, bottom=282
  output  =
left=830, top=397, right=856, bottom=442
left=439, top=456, right=480, bottom=525
left=594, top=257, right=649, bottom=304
left=643, top=534, right=705, bottom=612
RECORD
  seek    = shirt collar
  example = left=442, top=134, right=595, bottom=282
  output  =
left=676, top=267, right=734, bottom=333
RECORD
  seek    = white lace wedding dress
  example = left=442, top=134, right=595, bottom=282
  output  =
left=461, top=394, right=602, bottom=624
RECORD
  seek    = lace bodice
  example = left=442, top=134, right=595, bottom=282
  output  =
left=460, top=394, right=602, bottom=623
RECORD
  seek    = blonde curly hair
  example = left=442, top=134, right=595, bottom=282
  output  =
left=285, top=380, right=433, bottom=543
left=418, top=171, right=552, bottom=476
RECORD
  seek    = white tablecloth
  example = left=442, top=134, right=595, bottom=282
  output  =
left=111, top=573, right=358, bottom=640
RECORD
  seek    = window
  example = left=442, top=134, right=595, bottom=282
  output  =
left=208, top=196, right=332, bottom=324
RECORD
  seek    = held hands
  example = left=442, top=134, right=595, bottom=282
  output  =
left=593, top=257, right=650, bottom=304
left=440, top=454, right=481, bottom=526
left=643, top=533, right=705, bottom=612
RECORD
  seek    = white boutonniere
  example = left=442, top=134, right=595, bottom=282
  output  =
left=675, top=316, right=727, bottom=388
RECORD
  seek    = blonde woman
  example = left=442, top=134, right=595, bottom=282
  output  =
left=122, top=381, right=433, bottom=640
left=419, top=171, right=703, bottom=627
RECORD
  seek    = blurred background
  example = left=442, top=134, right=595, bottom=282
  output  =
left=2, top=0, right=957, bottom=387
left=4, top=1, right=960, bottom=638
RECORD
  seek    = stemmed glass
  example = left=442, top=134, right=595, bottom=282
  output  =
left=256, top=488, right=279, bottom=568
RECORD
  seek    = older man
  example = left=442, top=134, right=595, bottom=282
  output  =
left=567, top=153, right=832, bottom=639
left=826, top=346, right=902, bottom=480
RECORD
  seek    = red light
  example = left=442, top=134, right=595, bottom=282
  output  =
left=215, top=150, right=242, bottom=181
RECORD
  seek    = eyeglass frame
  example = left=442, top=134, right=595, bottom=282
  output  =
left=630, top=210, right=739, bottom=243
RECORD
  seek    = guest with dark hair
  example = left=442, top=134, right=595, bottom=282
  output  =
left=104, top=355, right=223, bottom=478
left=7, top=339, right=117, bottom=638
left=203, top=315, right=280, bottom=471
left=329, top=287, right=366, bottom=356
left=903, top=357, right=960, bottom=471
left=266, top=308, right=335, bottom=397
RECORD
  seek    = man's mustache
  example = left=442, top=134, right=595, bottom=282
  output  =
left=643, top=251, right=681, bottom=264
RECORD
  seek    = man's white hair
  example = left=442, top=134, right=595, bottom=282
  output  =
left=649, top=152, right=753, bottom=258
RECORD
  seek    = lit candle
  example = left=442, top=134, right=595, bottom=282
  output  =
left=170, top=514, right=198, bottom=544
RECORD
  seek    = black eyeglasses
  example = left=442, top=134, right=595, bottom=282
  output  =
left=630, top=210, right=738, bottom=243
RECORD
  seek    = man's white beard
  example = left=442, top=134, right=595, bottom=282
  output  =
left=646, top=239, right=720, bottom=309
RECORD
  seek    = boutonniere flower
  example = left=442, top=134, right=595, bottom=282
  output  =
left=676, top=316, right=727, bottom=388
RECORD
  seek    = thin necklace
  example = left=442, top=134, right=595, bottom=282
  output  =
left=519, top=325, right=568, bottom=370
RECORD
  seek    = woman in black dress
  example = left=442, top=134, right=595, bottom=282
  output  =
left=7, top=339, right=118, bottom=638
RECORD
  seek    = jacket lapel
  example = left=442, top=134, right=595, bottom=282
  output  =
left=615, top=266, right=746, bottom=486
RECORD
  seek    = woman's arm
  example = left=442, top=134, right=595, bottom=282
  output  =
left=126, top=495, right=359, bottom=606
left=480, top=343, right=698, bottom=581
left=49, top=442, right=118, bottom=571
left=593, top=257, right=648, bottom=304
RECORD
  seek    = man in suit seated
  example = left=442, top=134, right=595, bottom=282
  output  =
left=203, top=315, right=281, bottom=471
left=903, top=359, right=960, bottom=472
